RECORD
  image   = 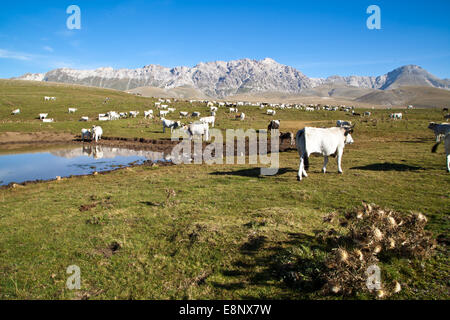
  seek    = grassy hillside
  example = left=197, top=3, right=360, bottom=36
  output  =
left=0, top=80, right=448, bottom=300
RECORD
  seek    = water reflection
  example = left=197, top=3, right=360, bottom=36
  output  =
left=0, top=145, right=168, bottom=185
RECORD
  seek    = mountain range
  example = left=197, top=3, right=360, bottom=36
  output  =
left=12, top=58, right=450, bottom=103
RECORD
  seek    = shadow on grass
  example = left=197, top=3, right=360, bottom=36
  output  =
left=209, top=167, right=296, bottom=178
left=351, top=163, right=424, bottom=171
left=211, top=232, right=328, bottom=299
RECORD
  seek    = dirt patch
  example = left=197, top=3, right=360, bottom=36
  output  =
left=0, top=131, right=75, bottom=144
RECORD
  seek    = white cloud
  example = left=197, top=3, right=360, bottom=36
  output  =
left=43, top=46, right=54, bottom=52
left=0, top=49, right=33, bottom=61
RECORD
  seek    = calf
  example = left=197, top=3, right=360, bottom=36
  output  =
left=295, top=126, right=354, bottom=181
left=81, top=128, right=91, bottom=141
left=268, top=120, right=280, bottom=131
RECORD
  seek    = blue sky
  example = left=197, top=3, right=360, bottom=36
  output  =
left=0, top=0, right=449, bottom=79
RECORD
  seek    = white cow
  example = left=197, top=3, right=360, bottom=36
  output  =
left=144, top=110, right=154, bottom=119
left=266, top=109, right=276, bottom=115
left=428, top=122, right=450, bottom=142
left=200, top=116, right=215, bottom=127
left=186, top=122, right=210, bottom=141
left=11, top=109, right=20, bottom=115
left=390, top=113, right=403, bottom=120
left=80, top=116, right=89, bottom=122
left=91, top=126, right=103, bottom=142
left=81, top=128, right=91, bottom=141
left=210, top=106, right=218, bottom=112
left=160, top=110, right=169, bottom=117
left=42, top=118, right=54, bottom=123
left=432, top=133, right=450, bottom=172
left=229, top=108, right=238, bottom=113
left=68, top=108, right=77, bottom=113
left=295, top=127, right=354, bottom=181
left=167, top=108, right=176, bottom=113
left=162, top=119, right=181, bottom=133
left=44, top=96, right=50, bottom=101
left=129, top=111, right=139, bottom=118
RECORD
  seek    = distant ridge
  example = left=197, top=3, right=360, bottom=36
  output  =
left=12, top=58, right=449, bottom=99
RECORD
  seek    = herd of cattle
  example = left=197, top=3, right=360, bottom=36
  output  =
left=9, top=95, right=450, bottom=174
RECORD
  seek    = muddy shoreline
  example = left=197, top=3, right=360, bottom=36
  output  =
left=0, top=132, right=295, bottom=189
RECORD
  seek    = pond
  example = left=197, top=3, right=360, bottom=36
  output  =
left=0, top=144, right=168, bottom=185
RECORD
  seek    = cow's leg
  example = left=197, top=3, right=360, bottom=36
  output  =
left=322, top=156, right=329, bottom=173
left=337, top=148, right=344, bottom=174
left=297, top=157, right=304, bottom=181
left=447, top=154, right=450, bottom=173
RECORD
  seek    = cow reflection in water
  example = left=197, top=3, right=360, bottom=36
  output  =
left=82, top=145, right=104, bottom=159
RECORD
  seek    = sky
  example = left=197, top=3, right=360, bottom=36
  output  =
left=0, top=0, right=449, bottom=79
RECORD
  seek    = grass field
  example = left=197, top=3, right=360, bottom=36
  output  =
left=0, top=80, right=448, bottom=299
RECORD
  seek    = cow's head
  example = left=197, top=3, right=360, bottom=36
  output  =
left=344, top=127, right=354, bottom=144
left=428, top=122, right=437, bottom=129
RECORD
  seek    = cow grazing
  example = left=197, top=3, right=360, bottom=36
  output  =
left=431, top=133, right=450, bottom=172
left=162, top=119, right=181, bottom=133
left=266, top=109, right=276, bottom=115
left=68, top=108, right=77, bottom=113
left=268, top=120, right=280, bottom=131
left=91, top=126, right=103, bottom=142
left=186, top=122, right=210, bottom=141
left=81, top=128, right=91, bottom=141
left=179, top=111, right=189, bottom=118
left=159, top=110, right=169, bottom=117
left=428, top=122, right=450, bottom=142
left=295, top=126, right=354, bottom=181
left=390, top=113, right=403, bottom=120
left=336, top=120, right=352, bottom=128
left=11, top=109, right=20, bottom=115
left=144, top=110, right=153, bottom=119
left=200, top=116, right=215, bottom=127
left=80, top=116, right=89, bottom=122
left=129, top=111, right=139, bottom=118
left=280, top=132, right=295, bottom=146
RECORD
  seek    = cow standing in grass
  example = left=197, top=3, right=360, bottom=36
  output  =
left=295, top=127, right=354, bottom=181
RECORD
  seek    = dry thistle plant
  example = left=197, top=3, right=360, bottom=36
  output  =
left=319, top=203, right=436, bottom=298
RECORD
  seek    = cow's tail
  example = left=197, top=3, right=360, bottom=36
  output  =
left=432, top=141, right=442, bottom=153
left=296, top=129, right=309, bottom=171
